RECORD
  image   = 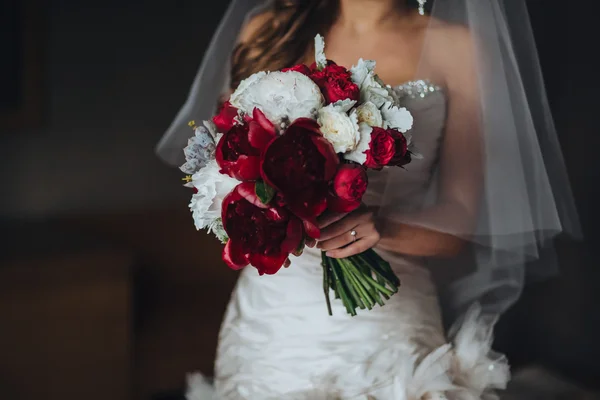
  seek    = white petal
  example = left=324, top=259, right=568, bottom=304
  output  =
left=229, top=71, right=324, bottom=127
left=188, top=160, right=238, bottom=230
left=381, top=102, right=414, bottom=133
left=230, top=71, right=267, bottom=108
left=344, top=123, right=372, bottom=165
left=331, top=99, right=356, bottom=113
left=318, top=104, right=360, bottom=154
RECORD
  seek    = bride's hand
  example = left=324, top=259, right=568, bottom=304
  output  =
left=315, top=204, right=380, bottom=258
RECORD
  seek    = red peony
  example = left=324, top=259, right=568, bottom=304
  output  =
left=215, top=108, right=276, bottom=181
left=309, top=61, right=360, bottom=104
left=282, top=64, right=312, bottom=75
left=260, top=118, right=339, bottom=238
left=221, top=182, right=303, bottom=275
left=364, top=127, right=396, bottom=170
left=329, top=164, right=368, bottom=213
left=212, top=101, right=239, bottom=133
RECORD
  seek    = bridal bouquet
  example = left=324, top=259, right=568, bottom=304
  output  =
left=180, top=35, right=418, bottom=316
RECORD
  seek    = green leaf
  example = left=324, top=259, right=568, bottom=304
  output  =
left=255, top=180, right=275, bottom=205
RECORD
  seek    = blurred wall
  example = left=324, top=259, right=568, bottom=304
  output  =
left=0, top=0, right=229, bottom=217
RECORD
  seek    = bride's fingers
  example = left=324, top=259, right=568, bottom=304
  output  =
left=305, top=238, right=317, bottom=248
left=317, top=210, right=347, bottom=229
left=319, top=212, right=371, bottom=242
left=317, top=228, right=366, bottom=251
left=326, top=235, right=378, bottom=258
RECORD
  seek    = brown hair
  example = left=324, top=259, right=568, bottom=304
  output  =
left=230, top=0, right=340, bottom=90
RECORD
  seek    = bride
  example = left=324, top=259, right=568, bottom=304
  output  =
left=156, top=0, right=580, bottom=399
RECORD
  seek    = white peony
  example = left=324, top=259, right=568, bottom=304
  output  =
left=355, top=101, right=383, bottom=127
left=229, top=71, right=266, bottom=106
left=317, top=100, right=359, bottom=153
left=188, top=160, right=238, bottom=231
left=381, top=101, right=414, bottom=133
left=344, top=122, right=373, bottom=165
left=229, top=71, right=324, bottom=128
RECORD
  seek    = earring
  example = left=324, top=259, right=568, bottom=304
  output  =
left=417, top=0, right=427, bottom=15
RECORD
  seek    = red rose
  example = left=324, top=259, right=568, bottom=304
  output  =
left=364, top=127, right=396, bottom=169
left=282, top=64, right=311, bottom=75
left=215, top=108, right=276, bottom=181
left=221, top=182, right=303, bottom=275
left=309, top=61, right=360, bottom=104
left=261, top=118, right=339, bottom=238
left=388, top=129, right=411, bottom=167
left=213, top=101, right=239, bottom=132
left=329, top=164, right=368, bottom=213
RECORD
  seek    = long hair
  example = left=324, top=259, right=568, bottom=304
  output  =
left=230, top=0, right=339, bottom=90
left=229, top=0, right=425, bottom=90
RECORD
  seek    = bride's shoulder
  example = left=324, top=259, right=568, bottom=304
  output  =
left=238, top=11, right=274, bottom=44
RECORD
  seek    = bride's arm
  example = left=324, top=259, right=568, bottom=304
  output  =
left=321, top=28, right=482, bottom=259
left=379, top=27, right=482, bottom=258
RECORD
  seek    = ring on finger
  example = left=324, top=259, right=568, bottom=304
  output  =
left=349, top=229, right=357, bottom=242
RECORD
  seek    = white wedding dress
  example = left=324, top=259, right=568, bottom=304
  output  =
left=187, top=81, right=510, bottom=400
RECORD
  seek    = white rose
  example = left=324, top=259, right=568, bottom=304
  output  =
left=355, top=101, right=383, bottom=127
left=188, top=160, right=238, bottom=230
left=317, top=101, right=360, bottom=153
left=344, top=122, right=373, bottom=165
left=229, top=71, right=324, bottom=128
left=381, top=101, right=413, bottom=133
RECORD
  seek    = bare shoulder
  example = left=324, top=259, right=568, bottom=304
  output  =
left=238, top=11, right=274, bottom=43
left=428, top=18, right=474, bottom=56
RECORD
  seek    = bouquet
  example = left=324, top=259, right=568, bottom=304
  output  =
left=180, top=35, right=418, bottom=316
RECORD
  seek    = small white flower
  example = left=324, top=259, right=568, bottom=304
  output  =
left=355, top=101, right=383, bottom=128
left=229, top=71, right=324, bottom=128
left=188, top=160, right=238, bottom=231
left=314, top=34, right=327, bottom=71
left=344, top=122, right=373, bottom=165
left=381, top=101, right=414, bottom=133
left=317, top=101, right=360, bottom=154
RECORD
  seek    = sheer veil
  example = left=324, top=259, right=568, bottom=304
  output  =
left=156, top=0, right=580, bottom=321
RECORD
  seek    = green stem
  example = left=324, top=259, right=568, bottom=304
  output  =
left=345, top=259, right=396, bottom=297
left=321, top=253, right=333, bottom=316
left=342, top=258, right=384, bottom=307
left=340, top=260, right=373, bottom=310
left=330, top=259, right=356, bottom=316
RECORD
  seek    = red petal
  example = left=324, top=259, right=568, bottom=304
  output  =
left=287, top=118, right=322, bottom=135
left=248, top=121, right=275, bottom=152
left=311, top=136, right=339, bottom=181
left=236, top=181, right=268, bottom=208
left=234, top=155, right=261, bottom=181
left=248, top=253, right=288, bottom=275
left=303, top=218, right=321, bottom=239
left=281, top=217, right=303, bottom=254
left=221, top=188, right=242, bottom=223
left=252, top=108, right=276, bottom=137
left=223, top=240, right=248, bottom=270
left=328, top=195, right=361, bottom=213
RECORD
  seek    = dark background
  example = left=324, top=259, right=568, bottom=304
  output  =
left=0, top=0, right=598, bottom=399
